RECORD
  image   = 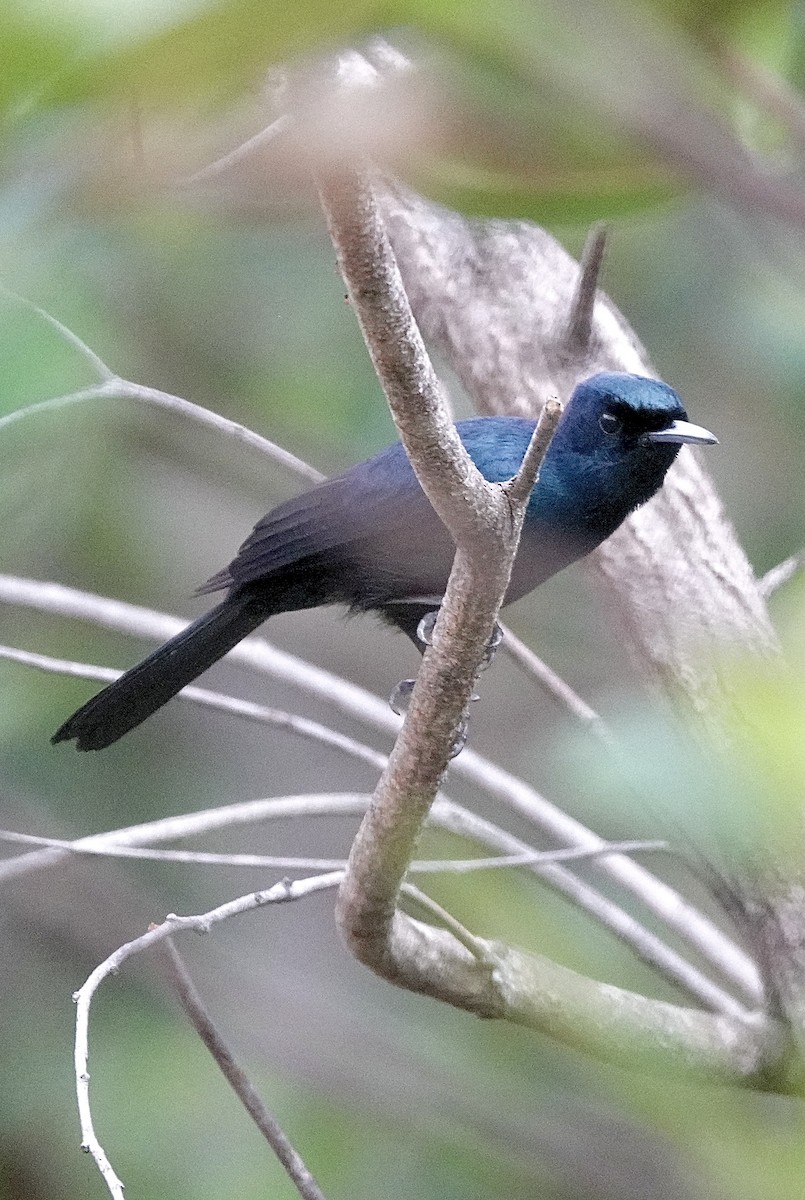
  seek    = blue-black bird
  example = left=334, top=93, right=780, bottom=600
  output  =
left=52, top=372, right=716, bottom=750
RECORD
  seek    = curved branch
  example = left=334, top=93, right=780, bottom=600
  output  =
left=0, top=574, right=763, bottom=1005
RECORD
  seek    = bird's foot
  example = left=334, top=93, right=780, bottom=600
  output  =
left=479, top=621, right=504, bottom=671
left=393, top=609, right=503, bottom=756
left=416, top=610, right=505, bottom=670
left=389, top=678, right=415, bottom=716
left=388, top=677, right=478, bottom=757
left=449, top=712, right=470, bottom=759
left=416, top=610, right=439, bottom=645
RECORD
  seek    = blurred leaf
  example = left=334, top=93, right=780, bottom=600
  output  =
left=44, top=0, right=383, bottom=108
left=416, top=155, right=681, bottom=224
left=0, top=10, right=81, bottom=115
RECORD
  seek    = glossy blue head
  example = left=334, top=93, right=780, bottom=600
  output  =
left=535, top=372, right=717, bottom=538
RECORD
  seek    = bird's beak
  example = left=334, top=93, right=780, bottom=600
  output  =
left=646, top=419, right=718, bottom=446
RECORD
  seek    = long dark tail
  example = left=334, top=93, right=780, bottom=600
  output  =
left=52, top=592, right=270, bottom=751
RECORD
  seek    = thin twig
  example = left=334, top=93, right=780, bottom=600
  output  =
left=399, top=884, right=487, bottom=959
left=0, top=379, right=324, bottom=483
left=0, top=768, right=748, bottom=1016
left=163, top=938, right=328, bottom=1200
left=0, top=643, right=385, bottom=774
left=0, top=284, right=116, bottom=381
left=759, top=551, right=804, bottom=598
left=562, top=222, right=608, bottom=354
left=181, top=115, right=292, bottom=186
left=0, top=575, right=763, bottom=1006
left=0, top=793, right=372, bottom=883
left=503, top=398, right=563, bottom=506
left=74, top=874, right=343, bottom=1199
left=74, top=883, right=784, bottom=1197
left=498, top=622, right=612, bottom=740
left=0, top=826, right=667, bottom=874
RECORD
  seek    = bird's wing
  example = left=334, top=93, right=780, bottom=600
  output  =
left=199, top=447, right=445, bottom=596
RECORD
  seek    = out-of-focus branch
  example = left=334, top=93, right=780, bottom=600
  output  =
left=498, top=622, right=611, bottom=739
left=0, top=642, right=386, bottom=776
left=0, top=746, right=751, bottom=1016
left=561, top=222, right=608, bottom=357
left=163, top=939, right=329, bottom=1200
left=377, top=179, right=779, bottom=716
left=72, top=876, right=787, bottom=1200
left=0, top=824, right=667, bottom=875
left=0, top=574, right=763, bottom=1005
left=0, top=379, right=323, bottom=484
left=759, top=551, right=804, bottom=598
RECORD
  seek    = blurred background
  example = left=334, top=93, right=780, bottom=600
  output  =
left=0, top=1, right=803, bottom=1197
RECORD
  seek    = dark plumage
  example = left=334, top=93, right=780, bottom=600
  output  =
left=52, top=372, right=716, bottom=750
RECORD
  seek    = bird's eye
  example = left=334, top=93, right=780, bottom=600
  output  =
left=598, top=411, right=622, bottom=435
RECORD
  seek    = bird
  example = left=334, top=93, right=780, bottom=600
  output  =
left=52, top=372, right=717, bottom=750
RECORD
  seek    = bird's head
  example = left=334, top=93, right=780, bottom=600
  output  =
left=560, top=371, right=716, bottom=457
left=537, top=372, right=718, bottom=536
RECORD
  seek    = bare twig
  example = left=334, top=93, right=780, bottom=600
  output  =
left=0, top=575, right=763, bottom=1005
left=163, top=938, right=328, bottom=1200
left=503, top=398, right=562, bottom=506
left=399, top=883, right=487, bottom=959
left=0, top=379, right=324, bottom=484
left=0, top=643, right=385, bottom=776
left=498, top=622, right=611, bottom=739
left=562, top=222, right=608, bottom=356
left=0, top=285, right=115, bottom=381
left=182, top=115, right=292, bottom=186
left=73, top=870, right=783, bottom=1200
left=74, top=873, right=343, bottom=1199
left=0, top=765, right=748, bottom=1016
left=759, top=551, right=804, bottom=598
left=0, top=825, right=667, bottom=874
left=0, top=792, right=373, bottom=883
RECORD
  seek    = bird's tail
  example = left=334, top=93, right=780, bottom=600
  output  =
left=52, top=593, right=270, bottom=751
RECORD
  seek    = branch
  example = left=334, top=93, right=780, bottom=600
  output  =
left=0, top=642, right=386, bottom=776
left=759, top=551, right=804, bottom=598
left=74, top=874, right=343, bottom=1199
left=0, top=823, right=667, bottom=874
left=163, top=939, right=328, bottom=1200
left=73, top=875, right=785, bottom=1200
left=561, top=221, right=608, bottom=357
left=0, top=763, right=750, bottom=1017
left=0, top=574, right=763, bottom=1005
left=315, top=162, right=762, bottom=1048
left=0, top=284, right=115, bottom=381
left=0, top=379, right=323, bottom=484
left=321, top=169, right=564, bottom=993
left=0, top=791, right=373, bottom=883
left=498, top=622, right=611, bottom=740
left=377, top=179, right=779, bottom=714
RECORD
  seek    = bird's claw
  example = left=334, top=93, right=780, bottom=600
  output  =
left=479, top=621, right=504, bottom=671
left=417, top=610, right=504, bottom=670
left=449, top=713, right=470, bottom=758
left=389, top=678, right=416, bottom=716
left=416, top=610, right=439, bottom=646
